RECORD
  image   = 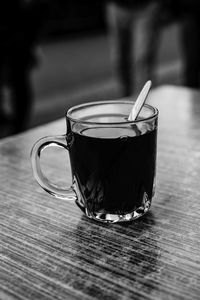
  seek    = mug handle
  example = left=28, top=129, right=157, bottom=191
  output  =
left=30, top=135, right=76, bottom=200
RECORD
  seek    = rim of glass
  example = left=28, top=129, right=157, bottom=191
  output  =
left=66, top=100, right=158, bottom=125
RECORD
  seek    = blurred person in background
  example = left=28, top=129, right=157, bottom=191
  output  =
left=0, top=0, right=49, bottom=137
left=105, top=0, right=162, bottom=97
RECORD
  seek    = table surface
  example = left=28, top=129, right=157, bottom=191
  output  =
left=1, top=85, right=200, bottom=300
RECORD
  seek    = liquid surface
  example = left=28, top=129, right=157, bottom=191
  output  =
left=72, top=113, right=151, bottom=139
left=81, top=127, right=137, bottom=138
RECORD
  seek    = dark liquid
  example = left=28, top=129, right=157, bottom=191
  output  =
left=67, top=125, right=157, bottom=219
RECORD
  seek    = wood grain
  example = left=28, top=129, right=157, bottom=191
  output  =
left=1, top=86, right=200, bottom=300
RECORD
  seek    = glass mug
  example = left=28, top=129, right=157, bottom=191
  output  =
left=31, top=100, right=158, bottom=223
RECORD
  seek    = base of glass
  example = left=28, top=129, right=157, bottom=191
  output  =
left=76, top=196, right=152, bottom=223
left=89, top=202, right=151, bottom=223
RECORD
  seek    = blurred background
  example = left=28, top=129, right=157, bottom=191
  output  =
left=1, top=0, right=199, bottom=137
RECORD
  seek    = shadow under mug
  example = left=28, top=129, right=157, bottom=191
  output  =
left=31, top=100, right=158, bottom=223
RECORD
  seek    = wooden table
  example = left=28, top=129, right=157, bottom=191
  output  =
left=1, top=85, right=200, bottom=300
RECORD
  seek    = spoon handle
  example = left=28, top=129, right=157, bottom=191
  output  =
left=128, top=80, right=152, bottom=121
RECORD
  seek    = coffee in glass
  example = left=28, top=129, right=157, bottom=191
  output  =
left=31, top=100, right=158, bottom=223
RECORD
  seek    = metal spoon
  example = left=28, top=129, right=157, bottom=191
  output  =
left=128, top=80, right=152, bottom=121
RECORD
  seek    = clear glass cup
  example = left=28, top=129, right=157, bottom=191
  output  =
left=31, top=100, right=158, bottom=223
